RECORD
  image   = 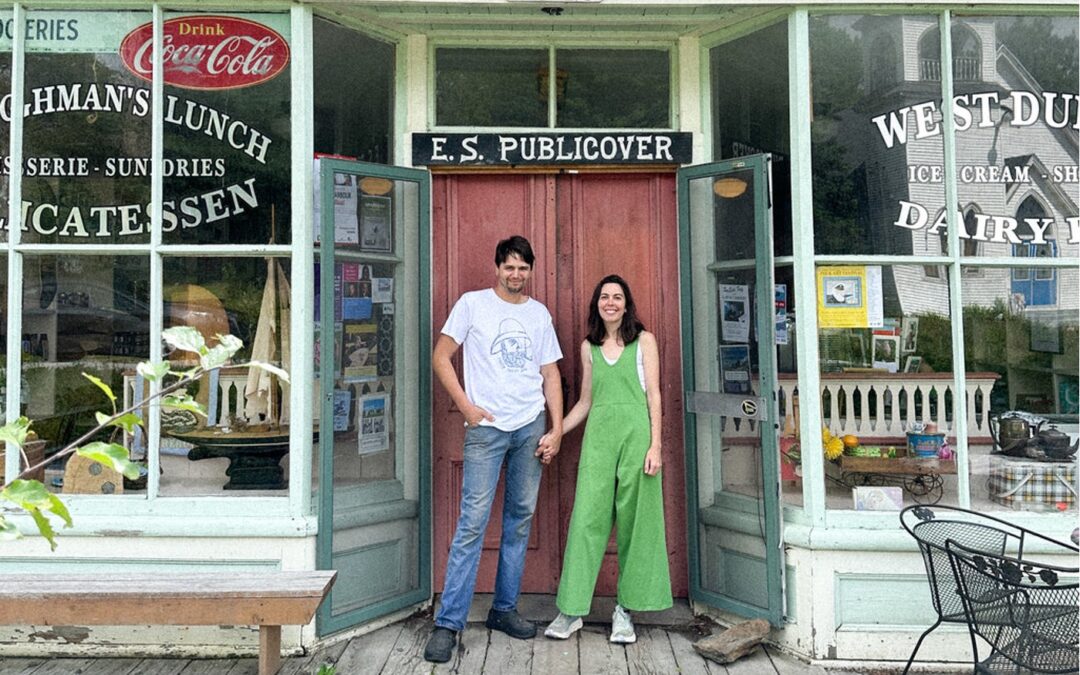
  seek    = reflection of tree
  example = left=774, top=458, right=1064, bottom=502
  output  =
left=811, top=137, right=866, bottom=254
left=997, top=17, right=1079, bottom=95
left=810, top=18, right=863, bottom=118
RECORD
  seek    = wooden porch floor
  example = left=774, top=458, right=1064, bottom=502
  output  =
left=0, top=616, right=854, bottom=675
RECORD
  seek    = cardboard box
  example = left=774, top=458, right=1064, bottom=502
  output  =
left=988, top=455, right=1077, bottom=512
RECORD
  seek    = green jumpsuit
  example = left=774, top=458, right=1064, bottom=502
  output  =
left=555, top=340, right=672, bottom=616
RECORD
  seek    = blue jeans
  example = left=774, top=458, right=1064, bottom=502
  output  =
left=435, top=413, right=546, bottom=631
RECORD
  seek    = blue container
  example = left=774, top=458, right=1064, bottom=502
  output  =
left=907, top=432, right=945, bottom=458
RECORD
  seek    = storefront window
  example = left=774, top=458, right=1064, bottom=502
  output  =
left=817, top=264, right=958, bottom=508
left=20, top=11, right=152, bottom=245
left=810, top=14, right=946, bottom=256
left=314, top=18, right=394, bottom=163
left=556, top=49, right=669, bottom=128
left=161, top=11, right=291, bottom=246
left=962, top=268, right=1079, bottom=513
left=21, top=254, right=149, bottom=495
left=436, top=47, right=548, bottom=128
left=0, top=11, right=10, bottom=246
left=156, top=257, right=291, bottom=496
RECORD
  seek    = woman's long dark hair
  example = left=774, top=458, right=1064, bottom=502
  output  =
left=586, top=274, right=646, bottom=346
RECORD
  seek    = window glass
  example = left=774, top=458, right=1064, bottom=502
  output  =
left=161, top=12, right=291, bottom=245
left=810, top=15, right=946, bottom=256
left=19, top=11, right=151, bottom=245
left=158, top=256, right=291, bottom=496
left=0, top=10, right=10, bottom=245
left=817, top=264, right=958, bottom=509
left=435, top=48, right=547, bottom=127
left=556, top=49, right=670, bottom=128
left=962, top=267, right=1078, bottom=513
left=711, top=22, right=792, bottom=256
left=952, top=16, right=1078, bottom=262
left=21, top=254, right=149, bottom=496
left=313, top=18, right=394, bottom=163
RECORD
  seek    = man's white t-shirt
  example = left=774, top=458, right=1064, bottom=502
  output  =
left=442, top=288, right=562, bottom=432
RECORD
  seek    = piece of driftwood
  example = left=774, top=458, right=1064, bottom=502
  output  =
left=693, top=619, right=770, bottom=664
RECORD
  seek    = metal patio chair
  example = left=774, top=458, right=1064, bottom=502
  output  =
left=897, top=504, right=1076, bottom=674
left=946, top=538, right=1078, bottom=674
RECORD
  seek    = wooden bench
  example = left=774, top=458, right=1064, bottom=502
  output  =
left=0, top=570, right=336, bottom=675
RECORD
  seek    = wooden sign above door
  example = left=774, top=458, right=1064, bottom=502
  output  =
left=412, top=132, right=692, bottom=166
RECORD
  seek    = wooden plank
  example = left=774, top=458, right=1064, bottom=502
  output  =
left=626, top=626, right=679, bottom=675
left=127, top=660, right=190, bottom=675
left=277, top=637, right=348, bottom=675
left=765, top=645, right=829, bottom=675
left=579, top=626, right=627, bottom=674
left=22, top=661, right=91, bottom=675
left=177, top=659, right=243, bottom=674
left=333, top=622, right=403, bottom=673
left=0, top=658, right=49, bottom=675
left=667, top=630, right=727, bottom=675
left=840, top=456, right=956, bottom=476
left=532, top=633, right=579, bottom=673
left=483, top=628, right=534, bottom=672
left=379, top=618, right=430, bottom=673
left=724, top=645, right=775, bottom=675
left=0, top=572, right=337, bottom=598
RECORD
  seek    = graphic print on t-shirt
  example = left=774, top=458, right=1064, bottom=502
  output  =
left=490, top=318, right=533, bottom=371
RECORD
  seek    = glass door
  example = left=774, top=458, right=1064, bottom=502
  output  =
left=679, top=155, right=785, bottom=625
left=315, top=159, right=430, bottom=634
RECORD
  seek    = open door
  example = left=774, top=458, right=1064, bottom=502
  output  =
left=679, top=155, right=785, bottom=625
left=315, top=159, right=430, bottom=634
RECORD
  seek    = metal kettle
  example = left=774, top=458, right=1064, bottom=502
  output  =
left=989, top=410, right=1045, bottom=456
left=1036, top=424, right=1079, bottom=461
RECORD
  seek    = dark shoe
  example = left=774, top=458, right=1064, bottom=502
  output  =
left=485, top=608, right=537, bottom=639
left=424, top=627, right=457, bottom=663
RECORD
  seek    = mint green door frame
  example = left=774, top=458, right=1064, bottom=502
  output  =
left=679, top=154, right=785, bottom=626
left=315, top=158, right=431, bottom=635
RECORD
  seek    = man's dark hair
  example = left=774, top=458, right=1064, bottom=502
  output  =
left=586, top=274, right=646, bottom=346
left=494, top=235, right=535, bottom=267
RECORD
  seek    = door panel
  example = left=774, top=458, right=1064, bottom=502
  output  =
left=316, top=160, right=430, bottom=635
left=433, top=172, right=686, bottom=598
left=679, top=155, right=785, bottom=625
left=432, top=174, right=561, bottom=593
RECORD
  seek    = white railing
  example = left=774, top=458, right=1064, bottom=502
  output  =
left=725, top=372, right=999, bottom=441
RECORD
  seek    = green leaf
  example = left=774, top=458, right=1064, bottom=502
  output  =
left=96, top=412, right=143, bottom=435
left=75, top=443, right=143, bottom=480
left=248, top=361, right=291, bottom=385
left=164, top=326, right=208, bottom=356
left=0, top=516, right=20, bottom=541
left=201, top=334, right=243, bottom=370
left=162, top=395, right=207, bottom=418
left=0, top=417, right=32, bottom=449
left=136, top=361, right=171, bottom=382
left=82, top=372, right=116, bottom=406
left=2, top=479, right=73, bottom=550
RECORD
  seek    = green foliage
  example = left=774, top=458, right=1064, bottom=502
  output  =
left=996, top=17, right=1079, bottom=96
left=314, top=664, right=336, bottom=675
left=809, top=17, right=864, bottom=117
left=0, top=326, right=248, bottom=549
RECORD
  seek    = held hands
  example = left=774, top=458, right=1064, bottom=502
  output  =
left=643, top=445, right=662, bottom=476
left=463, top=403, right=495, bottom=428
left=535, top=430, right=563, bottom=465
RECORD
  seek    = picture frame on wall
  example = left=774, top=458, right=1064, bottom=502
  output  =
left=901, top=317, right=919, bottom=353
left=903, top=355, right=923, bottom=373
left=359, top=195, right=393, bottom=253
left=872, top=335, right=900, bottom=373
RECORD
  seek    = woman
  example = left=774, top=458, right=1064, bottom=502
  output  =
left=543, top=274, right=671, bottom=644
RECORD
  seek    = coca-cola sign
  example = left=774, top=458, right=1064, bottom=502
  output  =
left=120, top=16, right=289, bottom=90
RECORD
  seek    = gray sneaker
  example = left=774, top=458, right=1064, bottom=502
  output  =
left=610, top=604, right=636, bottom=644
left=544, top=612, right=583, bottom=639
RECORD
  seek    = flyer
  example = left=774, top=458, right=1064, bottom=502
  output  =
left=720, top=284, right=751, bottom=343
left=816, top=265, right=884, bottom=328
left=719, top=344, right=752, bottom=394
left=342, top=323, right=378, bottom=381
left=358, top=392, right=390, bottom=455
left=774, top=284, right=788, bottom=345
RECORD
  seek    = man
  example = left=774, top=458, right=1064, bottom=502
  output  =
left=424, top=235, right=564, bottom=663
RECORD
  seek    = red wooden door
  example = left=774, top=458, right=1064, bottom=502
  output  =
left=432, top=172, right=687, bottom=598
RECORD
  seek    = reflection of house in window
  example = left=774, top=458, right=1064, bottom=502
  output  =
left=1011, top=196, right=1057, bottom=307
left=919, top=23, right=982, bottom=81
left=961, top=208, right=982, bottom=275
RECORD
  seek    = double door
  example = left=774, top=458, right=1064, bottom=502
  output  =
left=431, top=172, right=687, bottom=597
